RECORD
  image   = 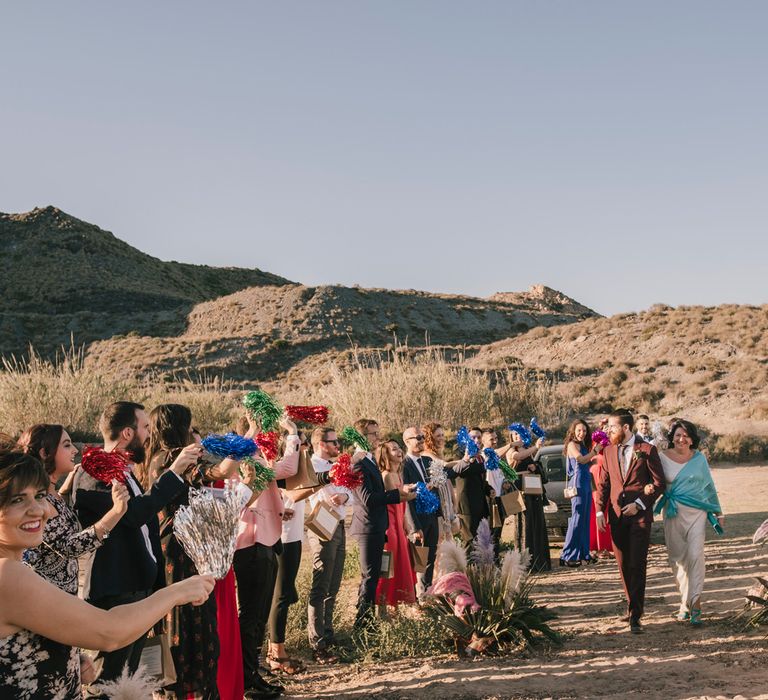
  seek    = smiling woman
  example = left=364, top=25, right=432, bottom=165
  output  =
left=0, top=449, right=216, bottom=700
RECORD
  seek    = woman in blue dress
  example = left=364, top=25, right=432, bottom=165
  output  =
left=560, top=419, right=600, bottom=567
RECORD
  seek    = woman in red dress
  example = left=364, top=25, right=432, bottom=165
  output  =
left=589, top=453, right=613, bottom=556
left=374, top=440, right=417, bottom=612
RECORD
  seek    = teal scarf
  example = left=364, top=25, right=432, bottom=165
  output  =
left=654, top=451, right=723, bottom=535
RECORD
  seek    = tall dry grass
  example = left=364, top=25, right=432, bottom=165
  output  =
left=0, top=346, right=239, bottom=439
left=313, top=345, right=567, bottom=433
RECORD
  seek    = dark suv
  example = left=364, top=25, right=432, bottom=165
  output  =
left=533, top=444, right=571, bottom=539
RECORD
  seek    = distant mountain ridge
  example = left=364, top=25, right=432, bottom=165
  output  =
left=0, top=206, right=292, bottom=354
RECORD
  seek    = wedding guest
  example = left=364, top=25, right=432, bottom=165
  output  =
left=402, top=426, right=439, bottom=597
left=351, top=427, right=416, bottom=625
left=656, top=419, right=723, bottom=625
left=0, top=450, right=214, bottom=700
left=233, top=414, right=299, bottom=699
left=19, top=424, right=129, bottom=595
left=504, top=429, right=550, bottom=572
left=421, top=422, right=461, bottom=537
left=451, top=428, right=489, bottom=545
left=595, top=409, right=666, bottom=633
left=73, top=401, right=197, bottom=689
left=589, top=451, right=614, bottom=557
left=266, top=488, right=305, bottom=675
left=636, top=415, right=652, bottom=443
left=140, top=404, right=242, bottom=699
left=375, top=440, right=417, bottom=612
left=561, top=419, right=599, bottom=567
left=481, top=428, right=507, bottom=545
left=355, top=418, right=382, bottom=452
left=306, top=427, right=347, bottom=664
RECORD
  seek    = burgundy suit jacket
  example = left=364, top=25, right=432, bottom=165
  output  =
left=595, top=439, right=665, bottom=523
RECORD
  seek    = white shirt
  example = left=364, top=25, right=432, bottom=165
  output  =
left=308, top=454, right=349, bottom=520
left=618, top=434, right=636, bottom=479
left=407, top=453, right=429, bottom=482
left=280, top=493, right=305, bottom=543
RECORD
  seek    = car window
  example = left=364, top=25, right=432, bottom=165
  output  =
left=541, top=454, right=566, bottom=481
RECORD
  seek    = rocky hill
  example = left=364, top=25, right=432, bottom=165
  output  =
left=0, top=207, right=291, bottom=355
left=85, top=282, right=598, bottom=381
left=466, top=303, right=768, bottom=435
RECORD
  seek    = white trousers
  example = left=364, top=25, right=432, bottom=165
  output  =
left=664, top=504, right=707, bottom=613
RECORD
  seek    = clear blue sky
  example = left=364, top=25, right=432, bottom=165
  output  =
left=2, top=2, right=766, bottom=316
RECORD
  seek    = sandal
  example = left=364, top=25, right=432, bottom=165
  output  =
left=674, top=611, right=690, bottom=622
left=689, top=609, right=702, bottom=626
left=267, top=655, right=306, bottom=675
left=312, top=648, right=340, bottom=665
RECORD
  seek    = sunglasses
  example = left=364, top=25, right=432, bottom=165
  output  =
left=321, top=438, right=340, bottom=445
left=406, top=434, right=425, bottom=441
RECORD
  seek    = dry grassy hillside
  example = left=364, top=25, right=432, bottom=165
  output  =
left=85, top=283, right=597, bottom=381
left=0, top=206, right=291, bottom=355
left=467, top=303, right=768, bottom=438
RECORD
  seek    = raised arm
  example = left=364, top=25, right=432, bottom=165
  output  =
left=0, top=560, right=213, bottom=651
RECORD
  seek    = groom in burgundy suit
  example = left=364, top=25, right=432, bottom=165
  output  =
left=595, top=408, right=665, bottom=633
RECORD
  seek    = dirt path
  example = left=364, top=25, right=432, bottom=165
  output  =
left=284, top=464, right=768, bottom=700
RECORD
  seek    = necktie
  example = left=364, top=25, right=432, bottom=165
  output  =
left=416, top=457, right=426, bottom=482
left=619, top=445, right=628, bottom=479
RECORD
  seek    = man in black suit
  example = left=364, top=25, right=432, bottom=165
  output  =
left=348, top=443, right=416, bottom=626
left=74, top=401, right=200, bottom=689
left=402, top=426, right=447, bottom=598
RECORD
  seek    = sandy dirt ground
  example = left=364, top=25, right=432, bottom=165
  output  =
left=281, top=464, right=768, bottom=700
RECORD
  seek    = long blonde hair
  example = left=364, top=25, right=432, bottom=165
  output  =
left=375, top=440, right=403, bottom=475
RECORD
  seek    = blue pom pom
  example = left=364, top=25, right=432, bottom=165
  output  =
left=414, top=481, right=440, bottom=514
left=483, top=448, right=501, bottom=471
left=530, top=417, right=547, bottom=441
left=202, top=433, right=258, bottom=459
left=508, top=422, right=532, bottom=447
left=456, top=425, right=479, bottom=457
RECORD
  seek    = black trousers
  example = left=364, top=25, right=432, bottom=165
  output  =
left=416, top=515, right=439, bottom=597
left=89, top=590, right=152, bottom=692
left=355, top=531, right=386, bottom=625
left=268, top=540, right=302, bottom=644
left=233, top=543, right=278, bottom=688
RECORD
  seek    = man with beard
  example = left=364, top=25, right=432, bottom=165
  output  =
left=595, top=408, right=666, bottom=634
left=74, top=401, right=198, bottom=689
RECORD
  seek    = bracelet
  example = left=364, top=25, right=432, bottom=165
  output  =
left=96, top=523, right=111, bottom=541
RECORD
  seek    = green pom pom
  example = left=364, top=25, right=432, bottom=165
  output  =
left=339, top=426, right=371, bottom=453
left=240, top=457, right=275, bottom=493
left=242, top=390, right=283, bottom=432
left=500, top=459, right=519, bottom=484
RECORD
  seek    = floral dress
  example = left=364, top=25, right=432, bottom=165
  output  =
left=23, top=493, right=102, bottom=595
left=0, top=628, right=80, bottom=699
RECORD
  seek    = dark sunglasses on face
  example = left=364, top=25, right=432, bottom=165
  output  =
left=322, top=439, right=340, bottom=445
left=406, top=435, right=425, bottom=441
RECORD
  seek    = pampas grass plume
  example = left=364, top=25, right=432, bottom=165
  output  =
left=436, top=538, right=467, bottom=576
left=91, top=665, right=157, bottom=699
left=501, top=548, right=531, bottom=604
left=469, top=518, right=495, bottom=568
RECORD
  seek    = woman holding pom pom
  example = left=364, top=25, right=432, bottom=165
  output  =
left=374, top=440, right=418, bottom=613
left=503, top=427, right=551, bottom=572
left=561, top=419, right=600, bottom=567
left=0, top=449, right=215, bottom=699
left=140, top=404, right=245, bottom=700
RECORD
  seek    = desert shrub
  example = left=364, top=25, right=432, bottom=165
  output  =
left=708, top=433, right=768, bottom=462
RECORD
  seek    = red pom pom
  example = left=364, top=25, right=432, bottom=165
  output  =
left=255, top=432, right=280, bottom=461
left=328, top=453, right=363, bottom=490
left=80, top=446, right=131, bottom=485
left=285, top=405, right=329, bottom=425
